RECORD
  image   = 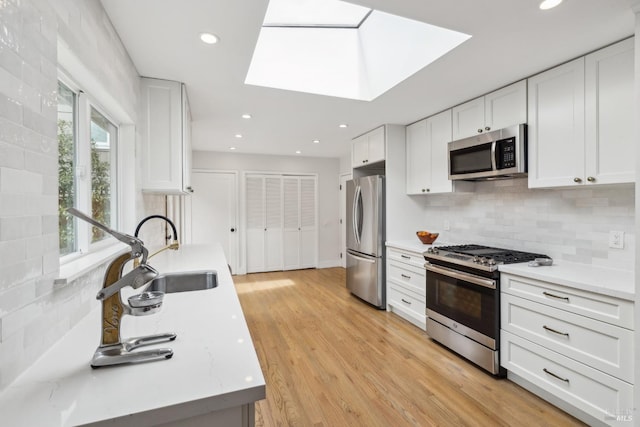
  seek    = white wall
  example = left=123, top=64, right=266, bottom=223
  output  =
left=191, top=151, right=341, bottom=271
left=0, top=0, right=165, bottom=391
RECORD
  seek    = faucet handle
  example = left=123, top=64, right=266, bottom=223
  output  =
left=97, top=264, right=159, bottom=300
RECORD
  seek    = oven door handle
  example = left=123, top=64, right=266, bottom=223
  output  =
left=424, top=262, right=497, bottom=289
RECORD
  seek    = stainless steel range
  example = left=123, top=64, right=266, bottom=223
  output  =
left=423, top=244, right=550, bottom=376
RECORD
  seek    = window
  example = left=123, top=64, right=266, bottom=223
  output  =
left=57, top=82, right=77, bottom=256
left=57, top=80, right=119, bottom=258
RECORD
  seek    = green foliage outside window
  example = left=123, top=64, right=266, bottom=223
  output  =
left=58, top=119, right=75, bottom=255
left=58, top=119, right=112, bottom=252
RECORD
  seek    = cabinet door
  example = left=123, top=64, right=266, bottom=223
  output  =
left=141, top=78, right=184, bottom=192
left=427, top=110, right=454, bottom=194
left=405, top=119, right=430, bottom=194
left=283, top=177, right=300, bottom=270
left=181, top=84, right=192, bottom=192
left=452, top=96, right=484, bottom=140
left=352, top=134, right=368, bottom=167
left=528, top=58, right=585, bottom=188
left=367, top=126, right=386, bottom=164
left=264, top=176, right=283, bottom=271
left=299, top=177, right=316, bottom=268
left=485, top=80, right=527, bottom=132
left=585, top=38, right=634, bottom=185
left=246, top=176, right=265, bottom=273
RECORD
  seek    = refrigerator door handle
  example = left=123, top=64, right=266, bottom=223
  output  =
left=352, top=185, right=362, bottom=245
left=347, top=251, right=376, bottom=263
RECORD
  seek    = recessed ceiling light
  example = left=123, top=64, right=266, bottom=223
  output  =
left=200, top=32, right=219, bottom=44
left=295, top=150, right=302, bottom=154
left=339, top=124, right=348, bottom=128
left=229, top=147, right=237, bottom=150
left=242, top=114, right=252, bottom=119
left=539, top=0, right=562, bottom=10
left=312, top=139, right=320, bottom=144
left=235, top=134, right=243, bottom=138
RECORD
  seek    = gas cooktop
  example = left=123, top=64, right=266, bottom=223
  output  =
left=424, top=244, right=550, bottom=272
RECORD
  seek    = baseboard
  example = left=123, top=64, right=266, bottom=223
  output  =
left=317, top=259, right=342, bottom=269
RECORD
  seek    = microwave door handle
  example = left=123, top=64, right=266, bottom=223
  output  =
left=491, top=140, right=497, bottom=171
left=424, top=262, right=497, bottom=289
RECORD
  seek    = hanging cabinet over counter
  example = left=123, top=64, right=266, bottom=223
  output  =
left=140, top=77, right=193, bottom=194
left=527, top=38, right=634, bottom=188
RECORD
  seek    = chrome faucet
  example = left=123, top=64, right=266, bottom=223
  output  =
left=67, top=208, right=176, bottom=368
left=133, top=215, right=180, bottom=266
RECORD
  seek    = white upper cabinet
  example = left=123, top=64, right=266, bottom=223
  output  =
left=528, top=39, right=634, bottom=188
left=141, top=77, right=193, bottom=194
left=452, top=80, right=527, bottom=140
left=584, top=38, right=635, bottom=185
left=406, top=110, right=471, bottom=195
left=352, top=126, right=385, bottom=168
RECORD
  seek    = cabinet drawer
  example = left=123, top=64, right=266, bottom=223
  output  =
left=502, top=294, right=633, bottom=382
left=388, top=261, right=425, bottom=296
left=501, top=273, right=633, bottom=329
left=501, top=330, right=633, bottom=425
left=387, top=248, right=425, bottom=269
left=388, top=285, right=426, bottom=330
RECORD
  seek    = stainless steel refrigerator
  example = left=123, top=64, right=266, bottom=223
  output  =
left=346, top=175, right=385, bottom=308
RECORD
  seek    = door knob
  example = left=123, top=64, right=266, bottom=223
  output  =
left=587, top=176, right=595, bottom=182
left=573, top=177, right=582, bottom=183
left=230, top=228, right=236, bottom=232
left=477, top=128, right=483, bottom=133
left=484, top=126, right=491, bottom=131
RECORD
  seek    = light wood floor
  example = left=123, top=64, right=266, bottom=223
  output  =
left=234, top=268, right=585, bottom=427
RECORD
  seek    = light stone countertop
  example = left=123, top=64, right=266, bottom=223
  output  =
left=385, top=239, right=445, bottom=254
left=0, top=244, right=265, bottom=426
left=499, top=261, right=635, bottom=301
left=387, top=239, right=634, bottom=301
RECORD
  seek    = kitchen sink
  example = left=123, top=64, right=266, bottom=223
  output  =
left=145, top=270, right=218, bottom=293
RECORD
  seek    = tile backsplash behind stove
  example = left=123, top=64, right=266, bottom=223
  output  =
left=417, top=178, right=634, bottom=270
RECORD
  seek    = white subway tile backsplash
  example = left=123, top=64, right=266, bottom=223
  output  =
left=0, top=141, right=24, bottom=169
left=0, top=215, right=42, bottom=241
left=0, top=167, right=42, bottom=194
left=423, top=179, right=635, bottom=269
left=0, top=0, right=143, bottom=391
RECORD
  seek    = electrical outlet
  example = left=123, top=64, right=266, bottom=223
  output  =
left=609, top=230, right=624, bottom=249
left=443, top=220, right=450, bottom=231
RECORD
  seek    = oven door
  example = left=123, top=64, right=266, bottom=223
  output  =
left=425, top=262, right=498, bottom=349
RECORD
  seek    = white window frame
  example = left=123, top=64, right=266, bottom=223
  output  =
left=58, top=73, right=122, bottom=265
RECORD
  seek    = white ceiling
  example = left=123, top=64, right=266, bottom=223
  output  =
left=100, top=0, right=635, bottom=159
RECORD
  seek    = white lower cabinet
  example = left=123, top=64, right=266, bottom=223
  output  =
left=386, top=248, right=426, bottom=330
left=500, top=273, right=634, bottom=426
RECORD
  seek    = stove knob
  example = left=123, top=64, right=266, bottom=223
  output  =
left=426, top=248, right=433, bottom=253
left=479, top=257, right=488, bottom=265
left=473, top=256, right=480, bottom=263
left=433, top=248, right=439, bottom=254
left=487, top=259, right=497, bottom=266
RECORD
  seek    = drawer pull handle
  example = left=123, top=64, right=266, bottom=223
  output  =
left=401, top=298, right=412, bottom=305
left=543, top=325, right=570, bottom=337
left=542, top=291, right=569, bottom=302
left=400, top=255, right=411, bottom=259
left=401, top=274, right=411, bottom=279
left=543, top=368, right=570, bottom=383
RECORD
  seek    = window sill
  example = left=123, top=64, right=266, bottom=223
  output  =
left=55, top=243, right=130, bottom=286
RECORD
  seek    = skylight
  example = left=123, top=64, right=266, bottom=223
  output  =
left=245, top=0, right=471, bottom=101
left=263, top=0, right=371, bottom=28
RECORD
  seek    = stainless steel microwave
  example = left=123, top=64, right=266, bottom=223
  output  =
left=448, top=124, right=527, bottom=181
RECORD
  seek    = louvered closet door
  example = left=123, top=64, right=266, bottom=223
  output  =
left=246, top=175, right=265, bottom=273
left=264, top=176, right=283, bottom=271
left=299, top=177, right=316, bottom=268
left=282, top=177, right=300, bottom=270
